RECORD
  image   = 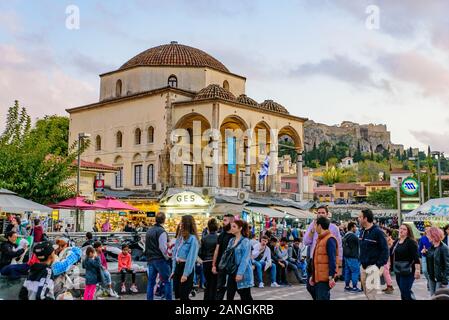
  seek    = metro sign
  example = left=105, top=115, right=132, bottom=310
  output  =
left=401, top=177, right=419, bottom=196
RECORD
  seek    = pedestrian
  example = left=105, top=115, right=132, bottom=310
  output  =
left=82, top=232, right=95, bottom=247
left=426, top=226, right=449, bottom=296
left=309, top=216, right=338, bottom=300
left=276, top=237, right=305, bottom=285
left=382, top=227, right=395, bottom=294
left=442, top=224, right=449, bottom=247
left=252, top=235, right=279, bottom=288
left=212, top=213, right=235, bottom=300
left=0, top=231, right=30, bottom=280
left=391, top=223, right=420, bottom=300
left=101, top=219, right=111, bottom=232
left=304, top=206, right=343, bottom=299
left=145, top=212, right=172, bottom=300
left=82, top=246, right=102, bottom=300
left=288, top=237, right=308, bottom=280
left=418, top=225, right=432, bottom=292
left=342, top=221, right=362, bottom=293
left=11, top=216, right=27, bottom=236
left=199, top=218, right=219, bottom=300
left=93, top=241, right=119, bottom=298
left=32, top=219, right=44, bottom=243
left=225, top=220, right=254, bottom=300
left=118, top=244, right=138, bottom=294
left=358, top=209, right=389, bottom=300
left=171, top=215, right=200, bottom=300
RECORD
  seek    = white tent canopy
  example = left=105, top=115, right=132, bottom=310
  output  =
left=244, top=206, right=292, bottom=219
left=0, top=189, right=52, bottom=214
left=404, top=198, right=449, bottom=221
left=271, top=206, right=315, bottom=220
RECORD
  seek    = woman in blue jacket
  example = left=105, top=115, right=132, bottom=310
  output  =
left=171, top=215, right=200, bottom=300
left=226, top=219, right=254, bottom=300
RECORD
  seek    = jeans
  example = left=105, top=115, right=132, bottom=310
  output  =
left=202, top=261, right=217, bottom=300
left=0, top=264, right=30, bottom=280
left=395, top=273, right=415, bottom=300
left=286, top=261, right=305, bottom=283
left=421, top=257, right=430, bottom=288
left=147, top=259, right=172, bottom=300
left=102, top=270, right=112, bottom=286
left=344, top=257, right=360, bottom=288
left=428, top=280, right=446, bottom=296
left=194, top=263, right=206, bottom=287
left=313, top=282, right=330, bottom=300
left=226, top=272, right=253, bottom=301
left=253, top=260, right=277, bottom=284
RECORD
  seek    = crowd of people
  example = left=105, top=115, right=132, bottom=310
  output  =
left=2, top=206, right=449, bottom=301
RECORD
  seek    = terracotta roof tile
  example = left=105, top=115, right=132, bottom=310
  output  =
left=194, top=84, right=236, bottom=101
left=72, top=160, right=118, bottom=172
left=259, top=100, right=289, bottom=114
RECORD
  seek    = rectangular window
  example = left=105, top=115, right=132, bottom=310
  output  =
left=205, top=166, right=213, bottom=187
left=183, top=164, right=193, bottom=186
left=240, top=170, right=245, bottom=188
left=134, top=165, right=142, bottom=186
left=258, top=175, right=265, bottom=191
left=285, top=182, right=291, bottom=190
left=115, top=167, right=123, bottom=188
left=147, top=164, right=154, bottom=185
left=339, top=192, right=344, bottom=197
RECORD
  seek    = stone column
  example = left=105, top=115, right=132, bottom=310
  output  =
left=245, top=140, right=251, bottom=191
left=269, top=142, right=278, bottom=193
left=212, top=103, right=219, bottom=188
left=296, top=151, right=303, bottom=201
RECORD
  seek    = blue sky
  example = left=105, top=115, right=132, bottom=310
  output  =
left=1, top=0, right=448, bottom=153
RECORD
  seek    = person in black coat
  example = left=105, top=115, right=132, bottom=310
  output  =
left=426, top=227, right=449, bottom=296
left=442, top=224, right=449, bottom=247
left=199, top=218, right=219, bottom=300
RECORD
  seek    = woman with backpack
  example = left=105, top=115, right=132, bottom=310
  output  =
left=222, top=220, right=254, bottom=300
left=171, top=215, right=200, bottom=300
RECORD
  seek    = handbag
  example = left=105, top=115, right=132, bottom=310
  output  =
left=392, top=240, right=413, bottom=276
left=218, top=238, right=244, bottom=275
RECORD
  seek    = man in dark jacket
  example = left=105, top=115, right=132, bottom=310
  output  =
left=343, top=221, right=362, bottom=292
left=145, top=212, right=171, bottom=300
left=0, top=231, right=30, bottom=280
left=358, top=209, right=389, bottom=300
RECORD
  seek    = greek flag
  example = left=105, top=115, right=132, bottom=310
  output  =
left=259, top=156, right=269, bottom=180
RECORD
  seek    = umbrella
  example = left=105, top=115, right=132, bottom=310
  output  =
left=48, top=196, right=105, bottom=210
left=0, top=188, right=52, bottom=214
left=404, top=198, right=449, bottom=221
left=94, top=197, right=138, bottom=211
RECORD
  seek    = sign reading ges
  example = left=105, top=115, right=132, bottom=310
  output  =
left=165, top=191, right=209, bottom=207
left=401, top=177, right=419, bottom=196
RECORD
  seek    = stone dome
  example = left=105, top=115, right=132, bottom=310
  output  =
left=259, top=100, right=289, bottom=114
left=237, top=94, right=258, bottom=107
left=120, top=41, right=229, bottom=73
left=194, top=84, right=236, bottom=101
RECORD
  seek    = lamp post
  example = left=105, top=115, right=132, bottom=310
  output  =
left=409, top=156, right=422, bottom=204
left=76, top=132, right=91, bottom=231
left=431, top=151, right=443, bottom=198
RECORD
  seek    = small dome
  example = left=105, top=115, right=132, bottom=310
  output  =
left=120, top=42, right=229, bottom=73
left=194, top=84, right=236, bottom=101
left=237, top=94, right=258, bottom=107
left=259, top=100, right=289, bottom=114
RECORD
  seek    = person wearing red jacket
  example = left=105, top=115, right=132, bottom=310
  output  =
left=118, top=244, right=137, bottom=294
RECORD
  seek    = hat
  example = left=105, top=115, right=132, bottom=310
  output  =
left=33, top=241, right=55, bottom=261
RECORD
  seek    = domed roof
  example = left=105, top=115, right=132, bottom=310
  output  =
left=237, top=94, right=258, bottom=107
left=194, top=84, right=236, bottom=101
left=120, top=41, right=229, bottom=73
left=259, top=100, right=289, bottom=114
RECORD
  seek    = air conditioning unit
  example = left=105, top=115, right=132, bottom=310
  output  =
left=294, top=194, right=302, bottom=202
left=202, top=187, right=216, bottom=197
left=237, top=191, right=249, bottom=202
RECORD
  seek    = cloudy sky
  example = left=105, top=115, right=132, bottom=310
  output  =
left=1, top=0, right=448, bottom=153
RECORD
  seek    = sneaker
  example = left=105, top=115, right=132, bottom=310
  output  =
left=271, top=282, right=280, bottom=288
left=258, top=282, right=264, bottom=288
left=350, top=287, right=363, bottom=293
left=344, top=286, right=352, bottom=292
left=109, top=288, right=119, bottom=298
left=130, top=284, right=138, bottom=293
left=121, top=284, right=126, bottom=293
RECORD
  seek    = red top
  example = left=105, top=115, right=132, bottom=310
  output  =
left=27, top=254, right=40, bottom=266
left=118, top=252, right=132, bottom=271
left=99, top=251, right=108, bottom=270
left=33, top=226, right=43, bottom=243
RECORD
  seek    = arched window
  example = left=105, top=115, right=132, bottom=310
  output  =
left=147, top=164, right=154, bottom=185
left=147, top=126, right=154, bottom=143
left=95, top=135, right=101, bottom=151
left=116, top=131, right=123, bottom=148
left=116, top=79, right=122, bottom=97
left=135, top=128, right=141, bottom=145
left=168, top=75, right=177, bottom=88
left=223, top=80, right=229, bottom=90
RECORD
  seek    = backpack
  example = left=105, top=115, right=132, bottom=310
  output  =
left=218, top=237, right=244, bottom=275
left=342, top=233, right=354, bottom=257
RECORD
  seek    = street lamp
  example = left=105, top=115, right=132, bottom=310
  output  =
left=431, top=151, right=444, bottom=198
left=409, top=156, right=422, bottom=204
left=76, top=132, right=91, bottom=231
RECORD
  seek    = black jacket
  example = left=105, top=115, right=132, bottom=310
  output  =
left=359, top=224, right=389, bottom=269
left=19, top=263, right=55, bottom=300
left=343, top=232, right=359, bottom=259
left=199, top=232, right=218, bottom=261
left=426, top=243, right=449, bottom=285
left=0, top=241, right=25, bottom=269
left=145, top=224, right=168, bottom=261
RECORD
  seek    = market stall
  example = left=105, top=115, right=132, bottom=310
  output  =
left=403, top=198, right=449, bottom=227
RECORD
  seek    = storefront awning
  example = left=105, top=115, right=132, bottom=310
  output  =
left=271, top=206, right=315, bottom=220
left=210, top=203, right=244, bottom=216
left=244, top=206, right=291, bottom=218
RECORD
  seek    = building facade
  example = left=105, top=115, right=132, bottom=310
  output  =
left=67, top=42, right=307, bottom=197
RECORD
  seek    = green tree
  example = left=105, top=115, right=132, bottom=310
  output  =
left=367, top=189, right=397, bottom=209
left=358, top=160, right=390, bottom=182
left=322, top=166, right=342, bottom=185
left=0, top=101, right=89, bottom=204
left=353, top=141, right=364, bottom=163
left=31, top=115, right=70, bottom=156
left=278, top=139, right=297, bottom=162
left=318, top=141, right=332, bottom=165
